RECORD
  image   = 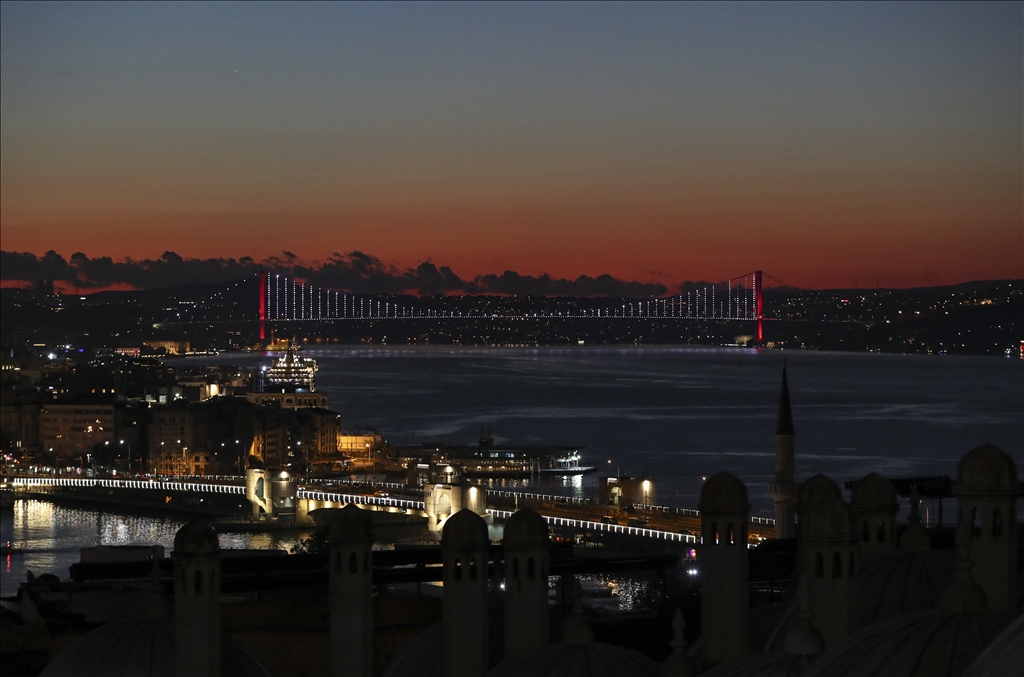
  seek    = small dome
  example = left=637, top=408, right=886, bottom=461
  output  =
left=503, top=508, right=549, bottom=549
left=856, top=550, right=955, bottom=628
left=962, top=613, right=1024, bottom=677
left=801, top=492, right=856, bottom=543
left=441, top=508, right=489, bottom=548
left=803, top=610, right=1014, bottom=677
left=486, top=642, right=662, bottom=677
left=955, top=444, right=1019, bottom=497
left=40, top=618, right=272, bottom=677
left=700, top=652, right=811, bottom=677
left=850, top=473, right=897, bottom=514
left=172, top=521, right=219, bottom=555
left=328, top=503, right=374, bottom=544
left=797, top=475, right=841, bottom=511
left=700, top=472, right=750, bottom=514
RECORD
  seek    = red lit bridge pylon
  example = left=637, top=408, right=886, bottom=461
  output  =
left=258, top=271, right=779, bottom=343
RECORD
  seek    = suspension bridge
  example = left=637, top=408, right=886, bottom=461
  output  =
left=254, top=270, right=787, bottom=343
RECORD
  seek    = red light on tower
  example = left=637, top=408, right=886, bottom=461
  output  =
left=259, top=272, right=267, bottom=341
left=754, top=270, right=763, bottom=343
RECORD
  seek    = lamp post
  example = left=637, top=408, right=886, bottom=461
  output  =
left=120, top=440, right=131, bottom=475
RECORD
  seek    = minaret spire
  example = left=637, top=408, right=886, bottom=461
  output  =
left=769, top=365, right=797, bottom=539
left=776, top=365, right=795, bottom=436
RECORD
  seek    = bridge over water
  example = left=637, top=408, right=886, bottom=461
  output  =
left=9, top=476, right=775, bottom=543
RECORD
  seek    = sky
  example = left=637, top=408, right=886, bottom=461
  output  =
left=1, top=2, right=1021, bottom=291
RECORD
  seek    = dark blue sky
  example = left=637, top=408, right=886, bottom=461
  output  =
left=2, top=2, right=1020, bottom=287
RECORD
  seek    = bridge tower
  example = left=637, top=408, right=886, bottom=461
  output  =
left=425, top=465, right=489, bottom=539
left=754, top=270, right=763, bottom=343
left=259, top=271, right=268, bottom=341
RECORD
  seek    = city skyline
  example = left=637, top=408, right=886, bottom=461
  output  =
left=2, top=2, right=1022, bottom=289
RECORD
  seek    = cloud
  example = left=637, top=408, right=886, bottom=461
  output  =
left=1, top=249, right=674, bottom=297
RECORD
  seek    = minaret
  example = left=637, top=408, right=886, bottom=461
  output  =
left=768, top=367, right=797, bottom=539
left=699, top=471, right=750, bottom=666
left=502, top=507, right=550, bottom=661
left=329, top=504, right=374, bottom=677
left=798, top=475, right=858, bottom=649
left=953, top=443, right=1017, bottom=611
left=850, top=472, right=898, bottom=556
left=441, top=508, right=490, bottom=677
left=173, top=520, right=221, bottom=677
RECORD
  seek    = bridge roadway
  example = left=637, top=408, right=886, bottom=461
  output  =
left=9, top=476, right=775, bottom=543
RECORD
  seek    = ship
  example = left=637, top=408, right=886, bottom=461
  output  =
left=265, top=344, right=317, bottom=392
left=386, top=428, right=595, bottom=479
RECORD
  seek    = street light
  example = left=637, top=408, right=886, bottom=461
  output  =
left=119, top=440, right=131, bottom=475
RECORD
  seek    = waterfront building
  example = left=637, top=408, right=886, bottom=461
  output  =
left=148, top=397, right=255, bottom=475
left=39, top=402, right=115, bottom=465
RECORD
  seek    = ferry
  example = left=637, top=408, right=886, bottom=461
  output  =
left=387, top=435, right=595, bottom=479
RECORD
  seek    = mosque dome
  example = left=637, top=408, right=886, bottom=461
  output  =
left=328, top=503, right=374, bottom=543
left=503, top=508, right=549, bottom=549
left=700, top=472, right=750, bottom=514
left=440, top=508, right=489, bottom=548
left=485, top=642, right=662, bottom=677
left=855, top=550, right=956, bottom=628
left=172, top=520, right=219, bottom=555
left=955, top=444, right=1018, bottom=496
left=39, top=618, right=272, bottom=677
left=802, top=610, right=1014, bottom=677
left=962, top=613, right=1024, bottom=677
left=850, top=473, right=897, bottom=514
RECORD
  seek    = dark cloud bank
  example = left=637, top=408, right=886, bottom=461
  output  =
left=1, top=250, right=690, bottom=297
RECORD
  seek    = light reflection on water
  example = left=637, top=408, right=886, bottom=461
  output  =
left=577, top=573, right=659, bottom=612
left=0, top=500, right=311, bottom=597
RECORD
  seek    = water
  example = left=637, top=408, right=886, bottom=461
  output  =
left=304, top=346, right=1022, bottom=508
left=0, top=501, right=310, bottom=597
left=3, top=347, right=1020, bottom=596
